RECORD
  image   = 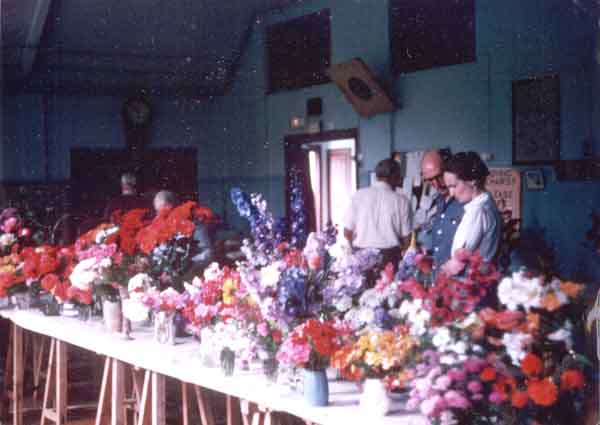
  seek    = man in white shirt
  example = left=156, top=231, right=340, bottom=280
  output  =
left=343, top=159, right=412, bottom=269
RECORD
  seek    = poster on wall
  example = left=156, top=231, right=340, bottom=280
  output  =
left=488, top=168, right=521, bottom=222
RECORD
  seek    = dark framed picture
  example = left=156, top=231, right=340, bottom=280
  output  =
left=512, top=75, right=561, bottom=165
left=524, top=169, right=545, bottom=190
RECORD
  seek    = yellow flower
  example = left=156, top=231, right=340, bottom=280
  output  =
left=222, top=278, right=238, bottom=306
left=0, top=264, right=15, bottom=274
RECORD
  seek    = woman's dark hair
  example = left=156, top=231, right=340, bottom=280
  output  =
left=445, top=151, right=490, bottom=188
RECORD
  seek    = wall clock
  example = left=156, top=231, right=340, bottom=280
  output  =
left=122, top=97, right=152, bottom=151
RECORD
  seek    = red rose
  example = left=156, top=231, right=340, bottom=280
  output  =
left=19, top=228, right=31, bottom=238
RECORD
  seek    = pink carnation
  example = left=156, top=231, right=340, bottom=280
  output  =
left=464, top=357, right=487, bottom=373
left=467, top=380, right=483, bottom=394
left=447, top=368, right=466, bottom=382
left=434, top=375, right=452, bottom=391
left=257, top=322, right=269, bottom=337
left=444, top=390, right=471, bottom=409
left=420, top=395, right=447, bottom=417
left=489, top=392, right=506, bottom=405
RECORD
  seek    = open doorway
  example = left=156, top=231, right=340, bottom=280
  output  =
left=284, top=129, right=358, bottom=236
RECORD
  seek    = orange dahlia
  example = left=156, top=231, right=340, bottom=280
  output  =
left=511, top=390, right=529, bottom=408
left=560, top=369, right=585, bottom=391
left=521, top=353, right=543, bottom=377
left=527, top=378, right=558, bottom=407
left=480, top=367, right=497, bottom=382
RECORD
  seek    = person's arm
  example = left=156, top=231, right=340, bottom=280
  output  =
left=343, top=196, right=357, bottom=247
left=396, top=194, right=413, bottom=251
left=343, top=228, right=354, bottom=245
left=190, top=223, right=213, bottom=266
left=451, top=208, right=486, bottom=256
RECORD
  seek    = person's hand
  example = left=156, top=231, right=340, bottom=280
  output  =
left=441, top=257, right=466, bottom=276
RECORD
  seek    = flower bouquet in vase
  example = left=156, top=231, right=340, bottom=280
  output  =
left=141, top=287, right=182, bottom=345
left=332, top=327, right=418, bottom=416
left=251, top=320, right=283, bottom=382
left=277, top=319, right=343, bottom=407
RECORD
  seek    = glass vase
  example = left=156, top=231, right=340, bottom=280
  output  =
left=220, top=348, right=236, bottom=377
left=154, top=311, right=176, bottom=345
left=11, top=292, right=32, bottom=310
left=102, top=299, right=122, bottom=333
left=262, top=358, right=279, bottom=383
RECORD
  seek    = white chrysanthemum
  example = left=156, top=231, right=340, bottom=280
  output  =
left=359, top=289, right=383, bottom=309
left=260, top=262, right=282, bottom=289
left=497, top=271, right=543, bottom=311
left=122, top=299, right=149, bottom=322
left=432, top=328, right=452, bottom=351
left=0, top=233, right=17, bottom=247
left=203, top=263, right=222, bottom=281
left=502, top=332, right=532, bottom=366
left=358, top=307, right=375, bottom=326
left=69, top=257, right=99, bottom=290
left=399, top=299, right=430, bottom=336
left=98, top=257, right=112, bottom=269
left=334, top=295, right=353, bottom=312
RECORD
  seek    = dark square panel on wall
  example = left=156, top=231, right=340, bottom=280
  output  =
left=266, top=9, right=331, bottom=93
left=389, top=0, right=476, bottom=74
left=512, top=75, right=560, bottom=165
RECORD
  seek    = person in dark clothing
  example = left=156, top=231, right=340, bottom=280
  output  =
left=104, top=173, right=149, bottom=222
left=419, top=150, right=465, bottom=274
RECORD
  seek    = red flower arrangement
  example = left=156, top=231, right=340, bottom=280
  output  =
left=107, top=209, right=152, bottom=255
left=277, top=319, right=343, bottom=370
left=136, top=202, right=217, bottom=255
left=398, top=252, right=500, bottom=326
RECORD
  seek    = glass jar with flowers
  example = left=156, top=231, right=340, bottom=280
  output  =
left=277, top=319, right=343, bottom=407
left=141, top=287, right=182, bottom=345
left=253, top=321, right=283, bottom=383
left=331, top=327, right=418, bottom=416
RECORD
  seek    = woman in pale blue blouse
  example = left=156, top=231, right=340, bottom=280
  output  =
left=442, top=152, right=502, bottom=264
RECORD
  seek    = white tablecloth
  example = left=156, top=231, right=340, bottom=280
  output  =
left=0, top=309, right=427, bottom=425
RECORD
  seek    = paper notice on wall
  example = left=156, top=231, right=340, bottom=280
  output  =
left=488, top=168, right=521, bottom=220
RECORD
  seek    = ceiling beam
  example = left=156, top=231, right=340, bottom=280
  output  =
left=20, top=0, right=52, bottom=75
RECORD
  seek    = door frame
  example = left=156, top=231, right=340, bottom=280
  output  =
left=283, top=128, right=359, bottom=226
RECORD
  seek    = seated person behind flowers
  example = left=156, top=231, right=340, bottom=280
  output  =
left=442, top=152, right=502, bottom=275
left=153, top=190, right=214, bottom=280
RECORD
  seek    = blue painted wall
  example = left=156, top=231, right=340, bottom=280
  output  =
left=2, top=0, right=600, bottom=281
left=213, top=0, right=600, bottom=280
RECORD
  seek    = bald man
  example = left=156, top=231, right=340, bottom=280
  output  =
left=420, top=150, right=465, bottom=272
